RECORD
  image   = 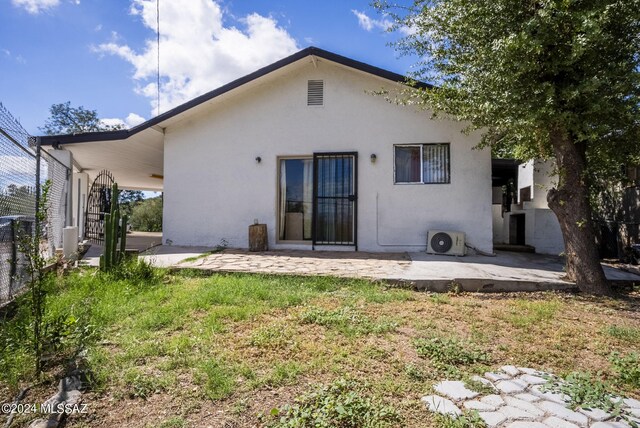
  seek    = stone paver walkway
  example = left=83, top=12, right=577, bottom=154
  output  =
left=176, top=249, right=411, bottom=279
left=423, top=366, right=640, bottom=427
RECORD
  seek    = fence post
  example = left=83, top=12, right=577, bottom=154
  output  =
left=35, top=137, right=41, bottom=260
left=9, top=219, right=16, bottom=297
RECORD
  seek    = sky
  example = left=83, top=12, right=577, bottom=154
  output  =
left=0, top=0, right=417, bottom=136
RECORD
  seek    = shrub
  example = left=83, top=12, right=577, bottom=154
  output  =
left=267, top=378, right=401, bottom=427
left=299, top=306, right=397, bottom=336
left=610, top=352, right=640, bottom=389
left=414, top=336, right=489, bottom=374
left=130, top=196, right=162, bottom=232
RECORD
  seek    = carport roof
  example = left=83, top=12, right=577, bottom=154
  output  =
left=35, top=46, right=430, bottom=190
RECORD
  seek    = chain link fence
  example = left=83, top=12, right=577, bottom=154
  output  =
left=0, top=103, right=70, bottom=305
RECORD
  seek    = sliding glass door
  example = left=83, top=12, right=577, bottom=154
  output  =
left=278, top=153, right=358, bottom=248
left=313, top=152, right=357, bottom=247
left=278, top=158, right=313, bottom=241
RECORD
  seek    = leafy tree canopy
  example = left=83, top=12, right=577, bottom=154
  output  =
left=377, top=0, right=640, bottom=175
left=40, top=101, right=124, bottom=135
left=375, top=0, right=640, bottom=294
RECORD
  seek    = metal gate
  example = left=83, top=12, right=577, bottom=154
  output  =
left=84, top=170, right=115, bottom=244
left=312, top=152, right=358, bottom=249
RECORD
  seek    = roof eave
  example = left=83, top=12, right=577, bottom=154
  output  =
left=39, top=46, right=432, bottom=146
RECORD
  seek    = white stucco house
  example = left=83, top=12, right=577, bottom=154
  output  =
left=492, top=159, right=565, bottom=255
left=39, top=47, right=494, bottom=253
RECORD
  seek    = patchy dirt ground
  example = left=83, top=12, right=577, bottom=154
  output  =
left=3, top=278, right=639, bottom=428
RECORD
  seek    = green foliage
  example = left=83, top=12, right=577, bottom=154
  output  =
left=100, top=183, right=129, bottom=272
left=414, top=336, right=489, bottom=374
left=404, top=363, right=428, bottom=381
left=299, top=306, right=398, bottom=336
left=376, top=0, right=640, bottom=169
left=376, top=0, right=640, bottom=293
left=130, top=196, right=163, bottom=232
left=158, top=417, right=187, bottom=428
left=610, top=352, right=640, bottom=389
left=40, top=101, right=125, bottom=135
left=542, top=371, right=639, bottom=425
left=605, top=325, right=640, bottom=343
left=266, top=378, right=402, bottom=428
left=123, top=368, right=172, bottom=399
left=432, top=411, right=486, bottom=428
left=197, top=358, right=236, bottom=400
left=544, top=372, right=617, bottom=411
left=249, top=323, right=295, bottom=349
left=119, top=190, right=144, bottom=217
left=504, top=300, right=560, bottom=328
left=15, top=179, right=51, bottom=376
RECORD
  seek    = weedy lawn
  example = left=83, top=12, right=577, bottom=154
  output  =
left=1, top=265, right=639, bottom=427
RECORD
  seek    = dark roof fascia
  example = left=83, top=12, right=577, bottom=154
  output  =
left=39, top=46, right=431, bottom=146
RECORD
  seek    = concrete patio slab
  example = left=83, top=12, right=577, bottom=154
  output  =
left=170, top=248, right=639, bottom=292
left=399, top=251, right=638, bottom=292
left=79, top=238, right=640, bottom=291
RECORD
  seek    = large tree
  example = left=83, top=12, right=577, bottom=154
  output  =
left=40, top=101, right=124, bottom=135
left=376, top=0, right=640, bottom=295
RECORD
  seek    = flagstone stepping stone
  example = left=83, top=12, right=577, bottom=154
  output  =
left=542, top=416, right=580, bottom=428
left=486, top=371, right=513, bottom=382
left=498, top=404, right=538, bottom=420
left=501, top=365, right=521, bottom=377
left=591, top=422, right=633, bottom=428
left=520, top=374, right=548, bottom=385
left=623, top=398, right=640, bottom=409
left=505, top=421, right=548, bottom=427
left=578, top=407, right=612, bottom=422
left=504, top=396, right=545, bottom=416
left=433, top=380, right=479, bottom=401
left=471, top=374, right=495, bottom=387
left=518, top=367, right=546, bottom=376
left=479, top=411, right=507, bottom=427
left=531, top=384, right=571, bottom=404
left=421, top=395, right=461, bottom=416
left=464, top=400, right=497, bottom=411
left=422, top=367, right=640, bottom=428
left=515, top=393, right=540, bottom=402
left=480, top=394, right=506, bottom=407
left=536, top=401, right=589, bottom=425
left=496, top=379, right=528, bottom=394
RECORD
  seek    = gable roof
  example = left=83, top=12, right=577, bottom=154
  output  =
left=39, top=46, right=429, bottom=146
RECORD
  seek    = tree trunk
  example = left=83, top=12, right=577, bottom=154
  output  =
left=546, top=128, right=613, bottom=295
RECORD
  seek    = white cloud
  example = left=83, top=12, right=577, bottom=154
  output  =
left=12, top=0, right=60, bottom=14
left=100, top=112, right=146, bottom=129
left=352, top=9, right=415, bottom=36
left=99, top=118, right=125, bottom=128
left=125, top=112, right=145, bottom=127
left=352, top=9, right=392, bottom=32
left=95, top=0, right=299, bottom=116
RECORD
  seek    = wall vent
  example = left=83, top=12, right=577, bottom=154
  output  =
left=307, top=80, right=324, bottom=106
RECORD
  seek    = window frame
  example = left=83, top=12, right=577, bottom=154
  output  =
left=393, top=143, right=451, bottom=185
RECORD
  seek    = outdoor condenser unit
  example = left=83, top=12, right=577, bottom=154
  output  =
left=427, top=230, right=466, bottom=256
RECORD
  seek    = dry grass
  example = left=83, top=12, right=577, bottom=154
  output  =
left=2, top=271, right=639, bottom=428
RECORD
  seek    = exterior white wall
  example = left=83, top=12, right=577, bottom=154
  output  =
left=492, top=205, right=505, bottom=244
left=526, top=209, right=564, bottom=255
left=500, top=159, right=564, bottom=254
left=518, top=159, right=557, bottom=209
left=71, top=172, right=89, bottom=239
left=163, top=60, right=492, bottom=252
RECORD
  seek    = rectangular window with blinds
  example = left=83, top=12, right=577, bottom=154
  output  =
left=394, top=143, right=450, bottom=184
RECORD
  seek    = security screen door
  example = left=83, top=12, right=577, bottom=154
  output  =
left=312, top=152, right=358, bottom=249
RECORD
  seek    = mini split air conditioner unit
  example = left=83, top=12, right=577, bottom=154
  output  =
left=427, top=230, right=466, bottom=256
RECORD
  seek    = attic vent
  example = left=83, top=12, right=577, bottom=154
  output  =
left=307, top=80, right=324, bottom=106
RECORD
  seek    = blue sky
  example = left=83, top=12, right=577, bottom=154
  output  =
left=0, top=0, right=416, bottom=135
